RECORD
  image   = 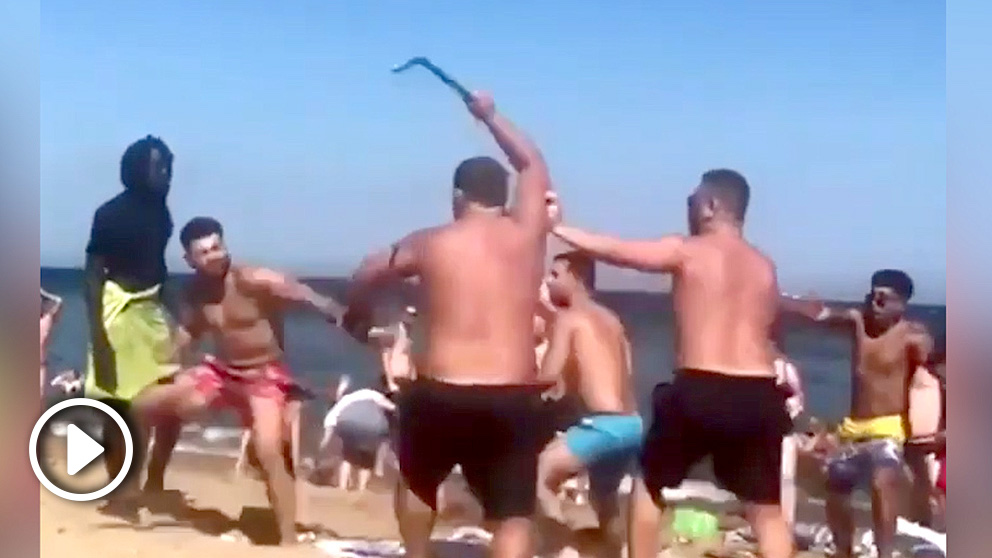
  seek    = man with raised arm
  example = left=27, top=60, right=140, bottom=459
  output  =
left=341, top=91, right=552, bottom=558
left=780, top=270, right=933, bottom=558
left=547, top=170, right=794, bottom=558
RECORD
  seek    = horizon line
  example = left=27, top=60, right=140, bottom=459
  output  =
left=39, top=265, right=946, bottom=307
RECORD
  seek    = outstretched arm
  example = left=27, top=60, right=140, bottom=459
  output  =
left=552, top=226, right=687, bottom=273
left=468, top=93, right=551, bottom=234
left=244, top=268, right=345, bottom=324
left=343, top=231, right=425, bottom=342
left=779, top=294, right=858, bottom=327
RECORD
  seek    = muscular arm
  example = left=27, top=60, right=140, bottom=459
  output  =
left=344, top=231, right=424, bottom=342
left=478, top=111, right=550, bottom=233
left=552, top=226, right=686, bottom=273
left=244, top=268, right=345, bottom=324
left=907, top=322, right=934, bottom=368
left=778, top=294, right=859, bottom=327
left=539, top=312, right=576, bottom=384
left=172, top=298, right=204, bottom=365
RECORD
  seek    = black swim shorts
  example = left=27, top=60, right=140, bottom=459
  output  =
left=640, top=369, right=791, bottom=505
left=396, top=377, right=551, bottom=520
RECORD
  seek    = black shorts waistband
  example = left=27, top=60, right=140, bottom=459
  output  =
left=411, top=376, right=550, bottom=395
left=675, top=368, right=777, bottom=385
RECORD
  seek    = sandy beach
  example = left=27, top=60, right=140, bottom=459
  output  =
left=41, top=435, right=851, bottom=558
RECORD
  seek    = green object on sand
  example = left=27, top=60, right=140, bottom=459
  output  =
left=672, top=508, right=720, bottom=541
left=84, top=280, right=179, bottom=402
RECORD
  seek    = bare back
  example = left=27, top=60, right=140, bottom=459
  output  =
left=566, top=302, right=636, bottom=413
left=185, top=267, right=285, bottom=370
left=416, top=216, right=544, bottom=384
left=673, top=234, right=778, bottom=376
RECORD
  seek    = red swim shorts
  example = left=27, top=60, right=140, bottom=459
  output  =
left=186, top=358, right=294, bottom=426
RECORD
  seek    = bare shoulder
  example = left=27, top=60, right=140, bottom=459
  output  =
left=235, top=266, right=287, bottom=289
left=904, top=320, right=933, bottom=341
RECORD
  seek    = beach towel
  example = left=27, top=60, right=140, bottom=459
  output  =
left=312, top=527, right=495, bottom=558
left=84, top=280, right=178, bottom=402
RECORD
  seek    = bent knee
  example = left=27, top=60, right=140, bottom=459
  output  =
left=871, top=466, right=904, bottom=493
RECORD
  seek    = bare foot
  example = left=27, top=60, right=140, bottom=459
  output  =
left=98, top=498, right=141, bottom=523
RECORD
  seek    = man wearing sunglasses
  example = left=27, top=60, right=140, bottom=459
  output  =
left=781, top=269, right=933, bottom=558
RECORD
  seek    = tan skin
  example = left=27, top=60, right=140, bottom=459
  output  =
left=781, top=288, right=932, bottom=558
left=133, top=232, right=342, bottom=545
left=536, top=259, right=634, bottom=558
left=343, top=91, right=550, bottom=558
left=548, top=185, right=793, bottom=558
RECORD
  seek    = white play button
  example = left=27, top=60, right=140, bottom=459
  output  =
left=65, top=423, right=105, bottom=476
left=29, top=398, right=134, bottom=502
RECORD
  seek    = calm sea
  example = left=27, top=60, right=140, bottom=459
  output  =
left=41, top=267, right=946, bottom=458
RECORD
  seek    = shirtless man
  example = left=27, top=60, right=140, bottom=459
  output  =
left=341, top=91, right=552, bottom=558
left=536, top=251, right=640, bottom=558
left=549, top=169, right=794, bottom=558
left=780, top=269, right=932, bottom=558
left=132, top=216, right=343, bottom=544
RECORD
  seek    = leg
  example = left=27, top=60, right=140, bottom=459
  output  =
left=131, top=370, right=212, bottom=491
left=537, top=436, right=584, bottom=523
left=356, top=467, right=373, bottom=492
left=826, top=489, right=855, bottom=558
left=711, top=431, right=793, bottom=558
left=144, top=416, right=181, bottom=493
left=869, top=466, right=904, bottom=558
left=742, top=502, right=793, bottom=558
left=626, top=476, right=663, bottom=558
left=780, top=434, right=798, bottom=527
left=394, top=474, right=439, bottom=558
left=338, top=460, right=353, bottom=490
left=393, top=383, right=452, bottom=558
left=904, top=446, right=934, bottom=526
left=588, top=459, right=628, bottom=558
left=247, top=394, right=297, bottom=545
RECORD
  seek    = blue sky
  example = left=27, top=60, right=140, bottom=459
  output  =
left=39, top=1, right=945, bottom=302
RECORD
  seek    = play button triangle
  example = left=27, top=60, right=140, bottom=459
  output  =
left=66, top=424, right=105, bottom=476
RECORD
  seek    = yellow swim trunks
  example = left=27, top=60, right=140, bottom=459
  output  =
left=836, top=414, right=906, bottom=443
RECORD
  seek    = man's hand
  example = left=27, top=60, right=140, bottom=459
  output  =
left=341, top=305, right=373, bottom=344
left=467, top=91, right=496, bottom=122
left=780, top=292, right=830, bottom=321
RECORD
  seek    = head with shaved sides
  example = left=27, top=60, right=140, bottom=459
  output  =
left=687, top=169, right=751, bottom=235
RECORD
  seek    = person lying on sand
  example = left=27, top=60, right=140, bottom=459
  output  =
left=129, top=216, right=344, bottom=545
left=781, top=269, right=932, bottom=558
left=535, top=250, right=641, bottom=558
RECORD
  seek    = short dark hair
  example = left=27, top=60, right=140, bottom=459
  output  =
left=554, top=251, right=596, bottom=289
left=121, top=135, right=172, bottom=190
left=453, top=156, right=509, bottom=208
left=180, top=216, right=223, bottom=251
left=871, top=269, right=914, bottom=300
left=700, top=169, right=750, bottom=221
